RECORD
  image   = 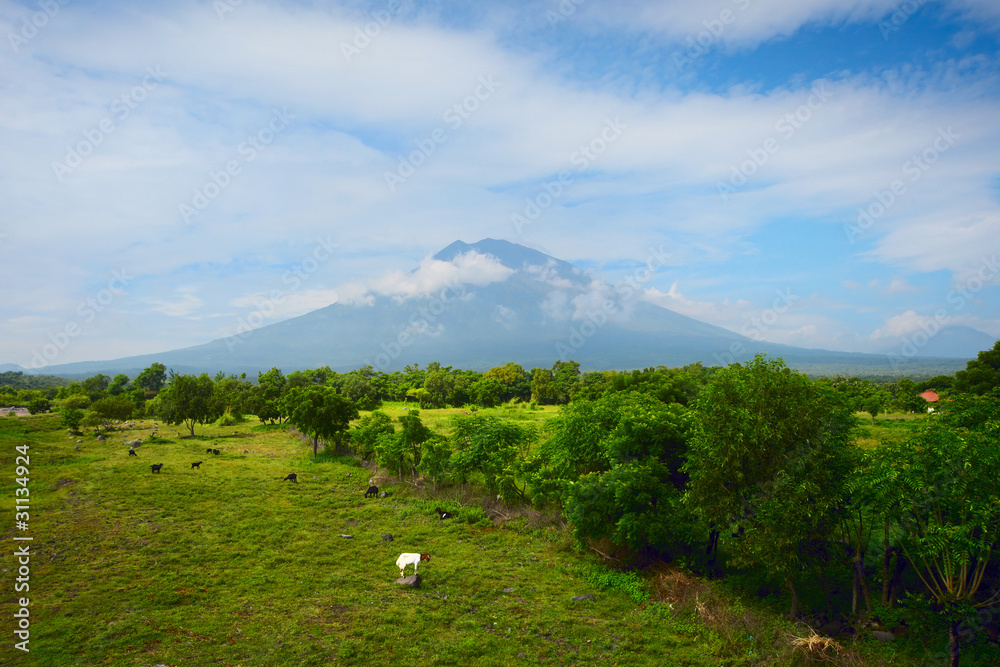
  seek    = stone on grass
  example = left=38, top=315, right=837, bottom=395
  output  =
left=381, top=534, right=393, bottom=541
left=872, top=630, right=895, bottom=643
left=395, top=574, right=421, bottom=588
left=571, top=594, right=596, bottom=602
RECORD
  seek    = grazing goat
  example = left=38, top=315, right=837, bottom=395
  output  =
left=395, top=552, right=430, bottom=577
left=435, top=507, right=453, bottom=520
left=128, top=449, right=137, bottom=457
left=206, top=448, right=213, bottom=454
left=151, top=463, right=163, bottom=474
left=212, top=449, right=220, bottom=455
left=365, top=485, right=379, bottom=498
left=191, top=461, right=202, bottom=469
left=283, top=473, right=297, bottom=483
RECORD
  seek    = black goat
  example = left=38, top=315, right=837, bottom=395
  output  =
left=128, top=449, right=137, bottom=457
left=191, top=461, right=202, bottom=469
left=434, top=507, right=452, bottom=520
left=206, top=448, right=213, bottom=453
left=212, top=449, right=220, bottom=455
left=283, top=473, right=297, bottom=483
left=365, top=485, right=379, bottom=498
left=151, top=463, right=163, bottom=474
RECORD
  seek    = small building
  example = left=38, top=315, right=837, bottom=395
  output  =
left=920, top=390, right=939, bottom=412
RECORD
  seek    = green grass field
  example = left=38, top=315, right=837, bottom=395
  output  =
left=0, top=411, right=921, bottom=666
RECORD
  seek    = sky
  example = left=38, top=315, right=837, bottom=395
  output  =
left=1, top=0, right=999, bottom=371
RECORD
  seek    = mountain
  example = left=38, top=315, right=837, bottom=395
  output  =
left=24, top=239, right=973, bottom=379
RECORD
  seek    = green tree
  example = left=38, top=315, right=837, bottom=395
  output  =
left=351, top=410, right=395, bottom=460
left=107, top=374, right=131, bottom=396
left=81, top=373, right=111, bottom=402
left=684, top=354, right=857, bottom=619
left=255, top=367, right=287, bottom=423
left=157, top=373, right=216, bottom=436
left=953, top=339, right=1000, bottom=395
left=133, top=362, right=167, bottom=394
left=283, top=385, right=358, bottom=458
left=60, top=407, right=85, bottom=431
left=483, top=362, right=531, bottom=402
left=449, top=414, right=535, bottom=500
left=89, top=395, right=136, bottom=422
left=868, top=420, right=1000, bottom=666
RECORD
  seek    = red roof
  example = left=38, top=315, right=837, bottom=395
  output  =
left=920, top=390, right=939, bottom=402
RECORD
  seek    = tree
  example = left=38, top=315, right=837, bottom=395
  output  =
left=449, top=414, right=535, bottom=499
left=868, top=421, right=1000, bottom=666
left=157, top=373, right=216, bottom=436
left=684, top=354, right=857, bottom=619
left=255, top=367, right=287, bottom=423
left=134, top=362, right=167, bottom=394
left=557, top=393, right=699, bottom=555
left=953, top=339, right=1000, bottom=395
left=483, top=362, right=531, bottom=402
left=283, top=385, right=358, bottom=458
left=60, top=408, right=84, bottom=431
left=351, top=410, right=395, bottom=460
left=89, top=395, right=135, bottom=423
left=107, top=374, right=131, bottom=396
left=81, top=374, right=110, bottom=402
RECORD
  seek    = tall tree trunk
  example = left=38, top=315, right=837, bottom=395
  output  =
left=949, top=619, right=961, bottom=667
left=787, top=576, right=799, bottom=620
left=312, top=436, right=318, bottom=459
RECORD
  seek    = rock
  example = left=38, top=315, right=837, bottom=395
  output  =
left=381, top=534, right=393, bottom=541
left=339, top=534, right=353, bottom=539
left=871, top=630, right=895, bottom=643
left=571, top=594, right=596, bottom=602
left=76, top=439, right=82, bottom=443
left=379, top=491, right=388, bottom=498
left=818, top=618, right=843, bottom=636
left=395, top=574, right=421, bottom=588
left=503, top=587, right=516, bottom=593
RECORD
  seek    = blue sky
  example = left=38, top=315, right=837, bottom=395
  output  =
left=1, top=0, right=998, bottom=369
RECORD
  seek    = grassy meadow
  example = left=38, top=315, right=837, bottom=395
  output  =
left=1, top=408, right=925, bottom=666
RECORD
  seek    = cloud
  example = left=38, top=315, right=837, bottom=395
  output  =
left=342, top=250, right=515, bottom=302
left=147, top=291, right=204, bottom=318
left=870, top=310, right=932, bottom=339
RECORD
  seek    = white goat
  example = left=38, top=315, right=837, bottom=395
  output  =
left=395, top=552, right=430, bottom=577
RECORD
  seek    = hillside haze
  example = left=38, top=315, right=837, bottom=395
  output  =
left=22, top=239, right=970, bottom=378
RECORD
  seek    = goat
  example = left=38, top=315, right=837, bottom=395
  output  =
left=212, top=449, right=220, bottom=455
left=283, top=473, right=297, bottom=483
left=365, top=485, right=379, bottom=498
left=395, top=552, right=430, bottom=577
left=191, top=461, right=202, bottom=469
left=435, top=507, right=453, bottom=520
left=206, top=448, right=213, bottom=454
left=151, top=463, right=163, bottom=474
left=128, top=449, right=137, bottom=457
